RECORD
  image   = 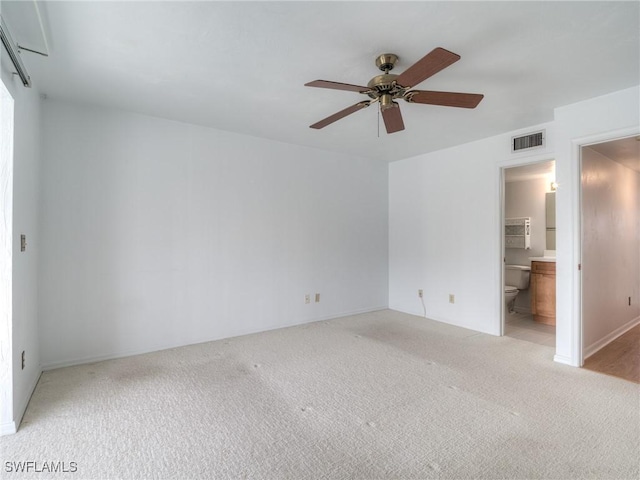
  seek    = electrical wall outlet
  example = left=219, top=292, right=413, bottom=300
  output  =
left=418, top=289, right=423, bottom=298
left=315, top=293, right=320, bottom=303
left=304, top=294, right=310, bottom=304
left=449, top=294, right=455, bottom=304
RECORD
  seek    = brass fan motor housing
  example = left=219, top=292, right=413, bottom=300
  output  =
left=367, top=54, right=408, bottom=100
left=366, top=73, right=408, bottom=101
left=367, top=73, right=399, bottom=92
left=368, top=53, right=400, bottom=100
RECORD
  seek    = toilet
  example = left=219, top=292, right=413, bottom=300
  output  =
left=504, top=265, right=531, bottom=313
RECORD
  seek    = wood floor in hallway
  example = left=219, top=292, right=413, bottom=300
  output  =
left=583, top=324, right=640, bottom=384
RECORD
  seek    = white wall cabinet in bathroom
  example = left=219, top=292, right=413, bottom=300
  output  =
left=505, top=217, right=531, bottom=249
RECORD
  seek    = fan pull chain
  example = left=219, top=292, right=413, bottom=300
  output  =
left=377, top=107, right=380, bottom=138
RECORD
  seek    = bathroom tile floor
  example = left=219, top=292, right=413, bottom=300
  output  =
left=505, top=311, right=556, bottom=347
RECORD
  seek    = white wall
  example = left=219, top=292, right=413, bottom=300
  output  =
left=1, top=58, right=42, bottom=434
left=554, top=85, right=640, bottom=366
left=505, top=177, right=549, bottom=310
left=581, top=147, right=640, bottom=355
left=389, top=122, right=555, bottom=335
left=39, top=100, right=389, bottom=368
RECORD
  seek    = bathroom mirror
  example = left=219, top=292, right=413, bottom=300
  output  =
left=545, top=192, right=556, bottom=250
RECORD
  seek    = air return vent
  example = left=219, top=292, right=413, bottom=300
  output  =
left=512, top=130, right=544, bottom=152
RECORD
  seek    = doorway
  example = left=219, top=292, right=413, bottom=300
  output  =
left=580, top=136, right=640, bottom=382
left=502, top=160, right=557, bottom=347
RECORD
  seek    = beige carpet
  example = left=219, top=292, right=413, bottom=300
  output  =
left=2, top=310, right=638, bottom=479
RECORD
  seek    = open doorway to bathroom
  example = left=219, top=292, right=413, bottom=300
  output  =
left=502, top=160, right=556, bottom=347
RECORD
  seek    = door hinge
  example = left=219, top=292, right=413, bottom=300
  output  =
left=578, top=263, right=581, bottom=271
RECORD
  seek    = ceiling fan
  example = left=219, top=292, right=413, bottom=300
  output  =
left=305, top=48, right=484, bottom=134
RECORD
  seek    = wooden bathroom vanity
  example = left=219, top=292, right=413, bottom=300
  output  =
left=530, top=260, right=556, bottom=325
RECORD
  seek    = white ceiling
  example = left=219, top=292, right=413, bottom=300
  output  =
left=3, top=1, right=639, bottom=162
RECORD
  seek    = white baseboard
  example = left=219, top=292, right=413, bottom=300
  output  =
left=553, top=354, right=576, bottom=366
left=1, top=421, right=17, bottom=436
left=388, top=305, right=425, bottom=318
left=584, top=315, right=640, bottom=360
left=387, top=307, right=497, bottom=336
left=41, top=306, right=389, bottom=371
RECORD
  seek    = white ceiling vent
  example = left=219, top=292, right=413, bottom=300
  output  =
left=512, top=130, right=545, bottom=153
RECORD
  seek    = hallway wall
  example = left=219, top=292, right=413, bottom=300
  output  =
left=582, top=146, right=640, bottom=356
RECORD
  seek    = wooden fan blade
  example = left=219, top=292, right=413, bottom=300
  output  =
left=310, top=101, right=370, bottom=129
left=395, top=48, right=460, bottom=88
left=381, top=103, right=405, bottom=134
left=305, top=80, right=371, bottom=93
left=406, top=90, right=484, bottom=108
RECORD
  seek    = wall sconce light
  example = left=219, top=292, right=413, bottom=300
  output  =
left=550, top=181, right=558, bottom=191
